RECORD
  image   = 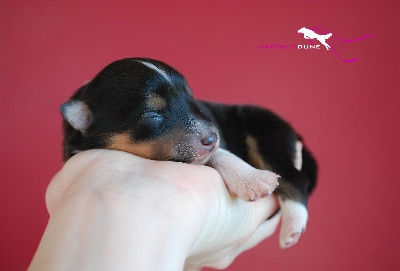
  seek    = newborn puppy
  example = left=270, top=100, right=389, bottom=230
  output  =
left=60, top=58, right=317, bottom=249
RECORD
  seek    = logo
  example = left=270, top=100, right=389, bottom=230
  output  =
left=298, top=27, right=332, bottom=50
left=258, top=26, right=373, bottom=62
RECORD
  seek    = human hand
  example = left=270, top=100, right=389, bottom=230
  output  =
left=31, top=149, right=280, bottom=271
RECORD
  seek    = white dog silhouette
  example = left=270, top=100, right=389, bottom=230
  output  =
left=298, top=27, right=332, bottom=50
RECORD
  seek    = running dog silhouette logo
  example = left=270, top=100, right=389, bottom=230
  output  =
left=297, top=27, right=332, bottom=50
left=258, top=26, right=373, bottom=62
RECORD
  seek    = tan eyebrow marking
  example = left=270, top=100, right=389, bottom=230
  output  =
left=147, top=94, right=166, bottom=111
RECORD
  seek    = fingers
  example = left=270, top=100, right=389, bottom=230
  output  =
left=201, top=212, right=281, bottom=270
left=248, top=194, right=280, bottom=225
left=240, top=211, right=281, bottom=252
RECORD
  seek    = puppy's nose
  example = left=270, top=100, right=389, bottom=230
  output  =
left=201, top=133, right=218, bottom=147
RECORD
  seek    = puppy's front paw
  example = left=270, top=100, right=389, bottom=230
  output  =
left=279, top=199, right=308, bottom=249
left=228, top=169, right=280, bottom=201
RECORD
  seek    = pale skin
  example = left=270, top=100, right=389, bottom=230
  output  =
left=28, top=149, right=281, bottom=271
left=208, top=148, right=280, bottom=201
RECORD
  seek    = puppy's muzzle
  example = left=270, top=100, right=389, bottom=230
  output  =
left=201, top=132, right=218, bottom=150
left=189, top=132, right=219, bottom=164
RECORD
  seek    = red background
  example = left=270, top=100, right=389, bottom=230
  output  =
left=1, top=1, right=399, bottom=270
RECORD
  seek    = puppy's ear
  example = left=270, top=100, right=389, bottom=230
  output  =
left=60, top=100, right=92, bottom=133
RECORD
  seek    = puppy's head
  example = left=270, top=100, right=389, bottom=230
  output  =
left=60, top=58, right=219, bottom=164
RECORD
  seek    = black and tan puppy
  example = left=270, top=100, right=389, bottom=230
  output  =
left=60, top=58, right=317, bottom=249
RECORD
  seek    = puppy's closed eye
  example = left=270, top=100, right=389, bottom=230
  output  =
left=142, top=111, right=164, bottom=128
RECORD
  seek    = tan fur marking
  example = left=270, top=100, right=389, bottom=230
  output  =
left=147, top=94, right=166, bottom=111
left=245, top=135, right=270, bottom=170
left=107, top=133, right=155, bottom=159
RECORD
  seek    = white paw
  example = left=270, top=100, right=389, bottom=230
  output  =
left=229, top=169, right=280, bottom=201
left=278, top=198, right=308, bottom=249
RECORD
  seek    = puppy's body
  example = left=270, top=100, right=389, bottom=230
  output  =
left=201, top=102, right=317, bottom=199
left=60, top=58, right=317, bottom=249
